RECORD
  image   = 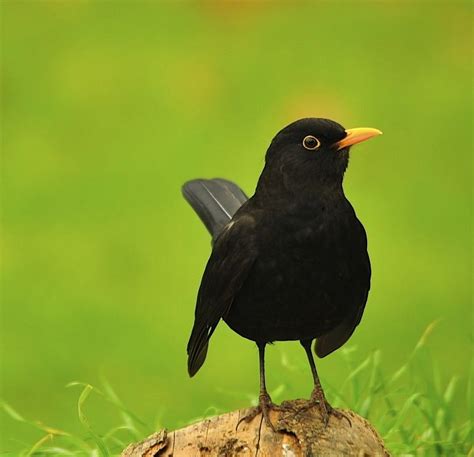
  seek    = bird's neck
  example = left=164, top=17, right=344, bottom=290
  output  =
left=253, top=164, right=345, bottom=208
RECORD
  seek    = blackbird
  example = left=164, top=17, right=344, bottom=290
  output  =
left=182, top=118, right=382, bottom=428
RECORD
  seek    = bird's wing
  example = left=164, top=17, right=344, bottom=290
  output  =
left=182, top=178, right=248, bottom=241
left=187, top=213, right=257, bottom=376
left=315, top=292, right=368, bottom=358
left=316, top=223, right=371, bottom=358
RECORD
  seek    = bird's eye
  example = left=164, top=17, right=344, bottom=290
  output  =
left=302, top=135, right=321, bottom=150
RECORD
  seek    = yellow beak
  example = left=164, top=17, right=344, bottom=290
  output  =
left=335, top=127, right=383, bottom=151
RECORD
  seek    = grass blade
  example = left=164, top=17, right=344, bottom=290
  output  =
left=77, top=385, right=109, bottom=457
left=26, top=434, right=53, bottom=457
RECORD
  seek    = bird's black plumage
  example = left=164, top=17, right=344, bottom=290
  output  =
left=183, top=117, right=380, bottom=426
left=182, top=178, right=248, bottom=242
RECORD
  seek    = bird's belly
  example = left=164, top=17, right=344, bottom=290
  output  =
left=224, top=248, right=366, bottom=343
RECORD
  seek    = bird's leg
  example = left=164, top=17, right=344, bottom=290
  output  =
left=256, top=342, right=277, bottom=429
left=237, top=342, right=278, bottom=432
left=300, top=339, right=351, bottom=427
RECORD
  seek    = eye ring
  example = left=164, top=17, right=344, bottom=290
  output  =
left=303, top=135, right=321, bottom=150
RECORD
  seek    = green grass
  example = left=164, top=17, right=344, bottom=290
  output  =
left=2, top=325, right=472, bottom=457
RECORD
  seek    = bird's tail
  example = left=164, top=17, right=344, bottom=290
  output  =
left=182, top=178, right=248, bottom=240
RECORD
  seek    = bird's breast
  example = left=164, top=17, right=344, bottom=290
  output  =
left=224, top=203, right=370, bottom=342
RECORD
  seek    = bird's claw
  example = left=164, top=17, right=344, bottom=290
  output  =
left=300, top=391, right=352, bottom=427
left=326, top=405, right=352, bottom=427
left=236, top=392, right=278, bottom=432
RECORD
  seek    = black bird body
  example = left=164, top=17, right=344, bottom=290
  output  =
left=183, top=118, right=381, bottom=427
left=223, top=193, right=370, bottom=345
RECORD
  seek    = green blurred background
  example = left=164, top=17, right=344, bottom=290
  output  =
left=1, top=0, right=472, bottom=453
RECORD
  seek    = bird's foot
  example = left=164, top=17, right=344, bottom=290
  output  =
left=236, top=392, right=279, bottom=432
left=315, top=399, right=351, bottom=427
left=326, top=404, right=352, bottom=427
left=300, top=390, right=352, bottom=427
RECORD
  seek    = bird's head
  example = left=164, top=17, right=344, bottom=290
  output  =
left=258, top=118, right=382, bottom=198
